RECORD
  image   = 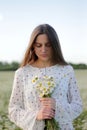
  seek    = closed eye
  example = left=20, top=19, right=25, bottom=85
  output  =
left=46, top=43, right=51, bottom=47
left=34, top=42, right=51, bottom=48
left=35, top=43, right=42, bottom=47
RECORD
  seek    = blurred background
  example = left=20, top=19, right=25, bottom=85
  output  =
left=0, top=0, right=87, bottom=129
left=0, top=0, right=87, bottom=64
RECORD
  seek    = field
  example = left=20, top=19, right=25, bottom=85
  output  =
left=0, top=70, right=87, bottom=130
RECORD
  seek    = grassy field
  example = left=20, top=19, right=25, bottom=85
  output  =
left=0, top=70, right=87, bottom=130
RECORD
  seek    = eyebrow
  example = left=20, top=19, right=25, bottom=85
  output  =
left=35, top=42, right=50, bottom=44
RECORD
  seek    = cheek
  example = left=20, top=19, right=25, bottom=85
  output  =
left=34, top=48, right=39, bottom=55
left=49, top=48, right=53, bottom=55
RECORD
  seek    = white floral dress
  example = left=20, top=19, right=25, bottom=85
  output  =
left=8, top=64, right=83, bottom=130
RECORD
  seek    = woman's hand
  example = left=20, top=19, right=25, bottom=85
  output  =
left=36, top=97, right=56, bottom=120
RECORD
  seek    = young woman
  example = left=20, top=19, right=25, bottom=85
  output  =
left=8, top=24, right=83, bottom=130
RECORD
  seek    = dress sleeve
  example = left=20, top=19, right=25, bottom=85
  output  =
left=54, top=66, right=83, bottom=125
left=66, top=67, right=83, bottom=120
left=8, top=69, right=38, bottom=130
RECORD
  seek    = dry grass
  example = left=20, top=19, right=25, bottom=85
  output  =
left=0, top=70, right=87, bottom=130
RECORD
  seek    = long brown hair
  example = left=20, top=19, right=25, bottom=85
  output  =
left=20, top=24, right=68, bottom=67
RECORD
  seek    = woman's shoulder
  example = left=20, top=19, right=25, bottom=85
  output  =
left=64, top=64, right=75, bottom=76
left=59, top=64, right=74, bottom=74
left=15, top=64, right=30, bottom=75
left=64, top=64, right=74, bottom=70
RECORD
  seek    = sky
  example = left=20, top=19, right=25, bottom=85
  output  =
left=0, top=0, right=87, bottom=64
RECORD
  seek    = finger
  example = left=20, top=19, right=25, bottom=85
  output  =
left=44, top=111, right=55, bottom=119
left=45, top=108, right=55, bottom=116
left=40, top=98, right=55, bottom=105
left=40, top=97, right=52, bottom=101
left=41, top=102, right=55, bottom=111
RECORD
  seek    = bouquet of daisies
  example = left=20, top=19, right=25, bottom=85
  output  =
left=32, top=75, right=59, bottom=130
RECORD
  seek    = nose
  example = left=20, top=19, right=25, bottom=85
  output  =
left=41, top=45, right=47, bottom=53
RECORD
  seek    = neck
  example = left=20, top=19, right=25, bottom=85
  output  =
left=33, top=59, right=56, bottom=68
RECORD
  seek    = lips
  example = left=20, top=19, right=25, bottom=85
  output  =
left=40, top=54, right=48, bottom=57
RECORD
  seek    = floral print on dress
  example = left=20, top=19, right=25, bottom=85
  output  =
left=8, top=64, right=83, bottom=130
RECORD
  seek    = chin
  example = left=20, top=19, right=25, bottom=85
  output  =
left=37, top=55, right=51, bottom=62
left=40, top=57, right=50, bottom=62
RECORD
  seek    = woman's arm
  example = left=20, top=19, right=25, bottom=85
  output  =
left=8, top=69, right=38, bottom=130
left=66, top=67, right=83, bottom=119
left=54, top=66, right=83, bottom=124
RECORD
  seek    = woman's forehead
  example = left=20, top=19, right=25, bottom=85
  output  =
left=36, top=34, right=49, bottom=42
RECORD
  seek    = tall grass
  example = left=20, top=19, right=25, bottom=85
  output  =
left=0, top=71, right=21, bottom=130
left=0, top=70, right=87, bottom=130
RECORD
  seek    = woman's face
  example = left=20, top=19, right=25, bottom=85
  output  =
left=33, top=34, right=53, bottom=62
